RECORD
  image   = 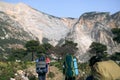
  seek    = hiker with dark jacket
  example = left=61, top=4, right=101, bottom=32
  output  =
left=36, top=56, right=48, bottom=80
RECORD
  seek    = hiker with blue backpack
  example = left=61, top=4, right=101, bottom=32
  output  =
left=63, top=54, right=79, bottom=80
left=36, top=55, right=48, bottom=80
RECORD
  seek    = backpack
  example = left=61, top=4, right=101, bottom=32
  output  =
left=36, top=56, right=48, bottom=74
left=93, top=60, right=120, bottom=80
left=73, top=58, right=79, bottom=76
left=64, top=55, right=79, bottom=77
left=46, top=57, right=50, bottom=64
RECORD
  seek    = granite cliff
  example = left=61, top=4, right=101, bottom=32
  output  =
left=0, top=2, right=120, bottom=61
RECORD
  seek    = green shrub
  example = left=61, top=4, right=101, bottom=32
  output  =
left=78, top=63, right=91, bottom=79
left=50, top=61, right=62, bottom=71
left=47, top=71, right=55, bottom=78
left=28, top=73, right=37, bottom=80
left=0, top=62, right=15, bottom=80
left=0, top=61, right=35, bottom=80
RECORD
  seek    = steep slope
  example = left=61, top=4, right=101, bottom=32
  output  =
left=0, top=11, right=35, bottom=54
left=66, top=12, right=120, bottom=61
left=0, top=2, right=78, bottom=46
left=61, top=17, right=78, bottom=28
left=111, top=11, right=120, bottom=28
left=0, top=2, right=120, bottom=62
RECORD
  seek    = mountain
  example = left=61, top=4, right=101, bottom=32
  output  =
left=0, top=2, right=120, bottom=61
left=0, top=11, right=36, bottom=54
left=0, top=2, right=78, bottom=45
left=67, top=12, right=120, bottom=61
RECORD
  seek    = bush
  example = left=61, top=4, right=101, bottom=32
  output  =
left=0, top=62, right=15, bottom=80
left=0, top=61, right=35, bottom=80
left=28, top=73, right=37, bottom=80
left=110, top=52, right=120, bottom=61
left=50, top=61, right=63, bottom=71
left=47, top=71, right=55, bottom=78
left=78, top=63, right=91, bottom=79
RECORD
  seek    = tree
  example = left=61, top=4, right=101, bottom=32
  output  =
left=111, top=28, right=120, bottom=61
left=25, top=40, right=40, bottom=61
left=89, top=42, right=107, bottom=57
left=110, top=52, right=120, bottom=61
left=42, top=43, right=53, bottom=54
left=36, top=43, right=54, bottom=56
left=56, top=40, right=78, bottom=57
left=36, top=45, right=46, bottom=57
left=111, top=28, right=120, bottom=43
left=8, top=48, right=27, bottom=61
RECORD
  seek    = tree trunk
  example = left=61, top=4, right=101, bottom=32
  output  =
left=32, top=52, right=34, bottom=61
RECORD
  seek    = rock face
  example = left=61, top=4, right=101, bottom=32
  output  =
left=68, top=12, right=120, bottom=59
left=0, top=2, right=120, bottom=61
left=0, top=2, right=73, bottom=45
left=67, top=12, right=120, bottom=61
left=0, top=11, right=35, bottom=53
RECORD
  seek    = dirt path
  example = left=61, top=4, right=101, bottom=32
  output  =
left=23, top=65, right=65, bottom=80
left=46, top=66, right=64, bottom=80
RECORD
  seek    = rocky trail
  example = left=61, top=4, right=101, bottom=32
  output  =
left=14, top=65, right=64, bottom=80
left=46, top=66, right=64, bottom=80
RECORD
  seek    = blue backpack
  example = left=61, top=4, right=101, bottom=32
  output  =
left=64, top=55, right=79, bottom=77
left=36, top=56, right=48, bottom=74
left=73, top=58, right=79, bottom=76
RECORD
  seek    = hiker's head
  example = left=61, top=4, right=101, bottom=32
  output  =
left=89, top=56, right=102, bottom=66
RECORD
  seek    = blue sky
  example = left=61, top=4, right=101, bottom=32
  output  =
left=2, top=0, right=120, bottom=18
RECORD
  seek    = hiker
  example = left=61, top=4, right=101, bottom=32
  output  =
left=86, top=56, right=120, bottom=80
left=36, top=56, right=48, bottom=80
left=63, top=54, right=79, bottom=80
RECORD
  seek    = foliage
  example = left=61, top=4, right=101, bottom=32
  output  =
left=50, top=61, right=91, bottom=79
left=25, top=40, right=40, bottom=61
left=78, top=63, right=91, bottom=79
left=28, top=72, right=37, bottom=80
left=42, top=43, right=53, bottom=50
left=111, top=28, right=120, bottom=43
left=0, top=61, right=33, bottom=80
left=47, top=71, right=55, bottom=78
left=111, top=28, right=120, bottom=61
left=0, top=38, right=24, bottom=54
left=50, top=61, right=63, bottom=71
left=5, top=40, right=54, bottom=61
left=42, top=43, right=53, bottom=52
left=110, top=52, right=120, bottom=61
left=89, top=42, right=107, bottom=57
left=54, top=40, right=78, bottom=57
left=25, top=40, right=40, bottom=52
left=0, top=60, right=91, bottom=80
left=62, top=40, right=78, bottom=54
left=36, top=45, right=46, bottom=53
left=36, top=43, right=54, bottom=55
left=25, top=40, right=54, bottom=60
left=8, top=49, right=27, bottom=61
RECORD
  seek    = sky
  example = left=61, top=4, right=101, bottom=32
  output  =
left=1, top=0, right=120, bottom=18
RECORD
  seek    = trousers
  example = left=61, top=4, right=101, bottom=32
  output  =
left=38, top=73, right=46, bottom=80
